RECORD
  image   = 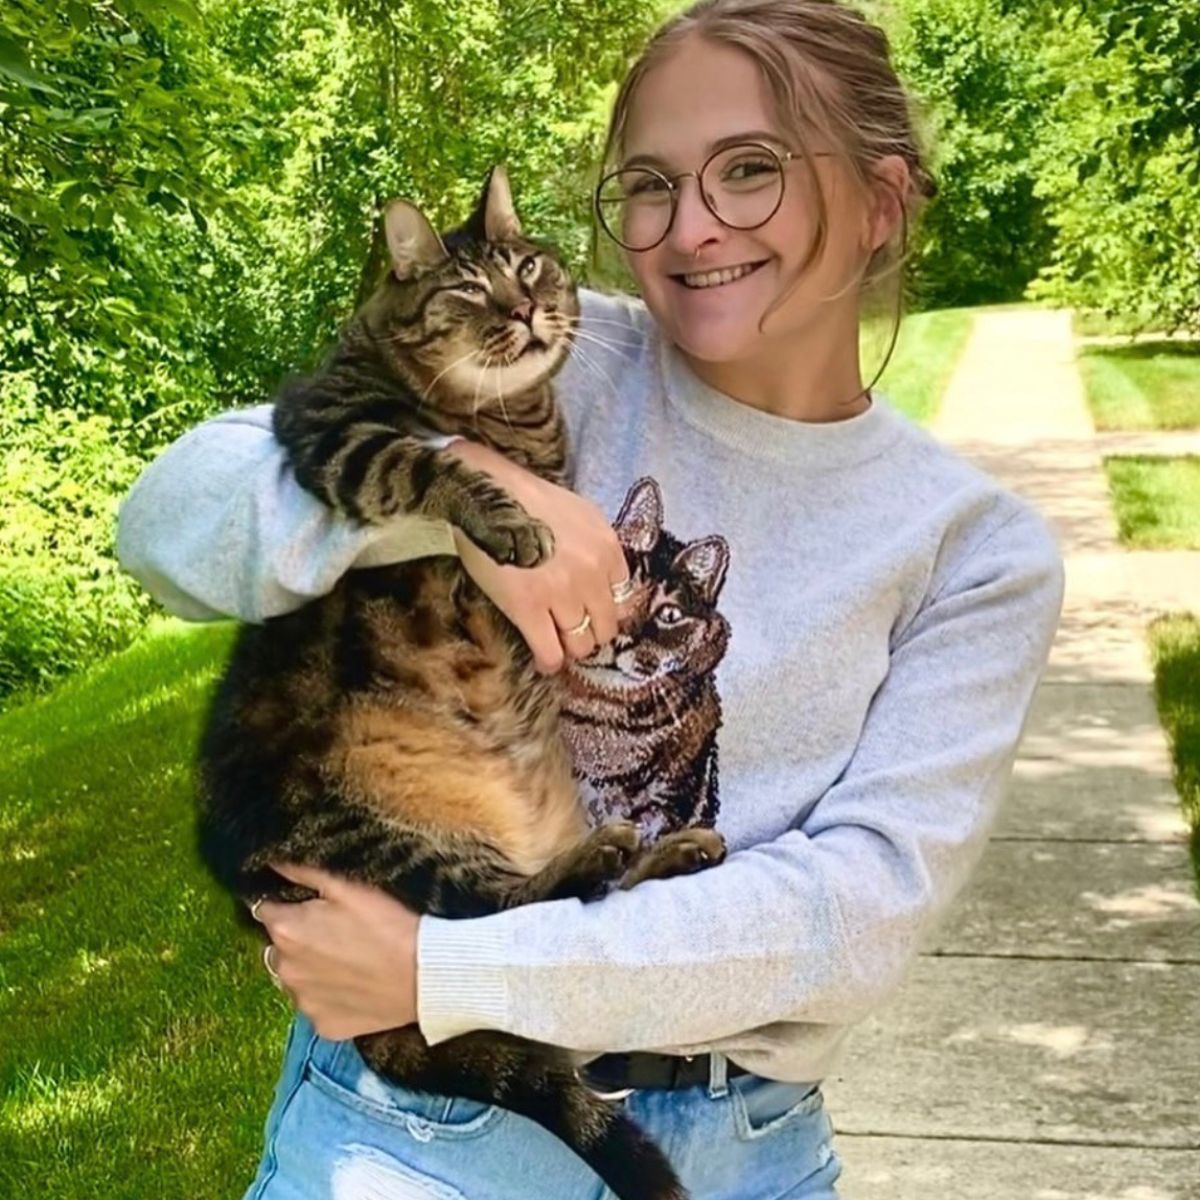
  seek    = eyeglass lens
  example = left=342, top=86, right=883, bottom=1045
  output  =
left=596, top=143, right=786, bottom=251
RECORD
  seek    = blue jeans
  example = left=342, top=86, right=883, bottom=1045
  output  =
left=244, top=1018, right=843, bottom=1199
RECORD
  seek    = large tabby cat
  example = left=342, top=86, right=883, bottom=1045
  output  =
left=197, top=168, right=725, bottom=1200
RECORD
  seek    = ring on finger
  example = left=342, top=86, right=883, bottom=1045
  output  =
left=262, top=942, right=283, bottom=989
left=250, top=896, right=266, bottom=922
left=559, top=613, right=592, bottom=638
left=610, top=579, right=635, bottom=604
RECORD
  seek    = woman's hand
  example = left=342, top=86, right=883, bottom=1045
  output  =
left=254, top=863, right=420, bottom=1041
left=447, top=440, right=632, bottom=674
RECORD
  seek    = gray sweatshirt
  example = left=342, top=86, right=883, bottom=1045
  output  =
left=117, top=288, right=1065, bottom=1083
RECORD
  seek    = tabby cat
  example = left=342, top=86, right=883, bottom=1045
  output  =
left=197, top=167, right=725, bottom=1200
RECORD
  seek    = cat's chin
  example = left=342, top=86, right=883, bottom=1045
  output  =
left=439, top=342, right=562, bottom=400
left=569, top=659, right=661, bottom=690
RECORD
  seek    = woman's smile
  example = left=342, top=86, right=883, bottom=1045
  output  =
left=673, top=259, right=769, bottom=290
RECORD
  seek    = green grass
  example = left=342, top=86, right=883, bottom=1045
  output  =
left=867, top=305, right=976, bottom=425
left=0, top=618, right=292, bottom=1199
left=1103, top=456, right=1200, bottom=549
left=1078, top=342, right=1200, bottom=431
left=1148, top=614, right=1200, bottom=892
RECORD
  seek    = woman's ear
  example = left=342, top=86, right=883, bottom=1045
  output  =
left=863, top=155, right=911, bottom=252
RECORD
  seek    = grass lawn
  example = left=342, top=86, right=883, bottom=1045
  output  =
left=1077, top=341, right=1200, bottom=431
left=0, top=618, right=293, bottom=1199
left=1148, top=614, right=1200, bottom=892
left=1103, top=455, right=1200, bottom=549
left=866, top=305, right=975, bottom=426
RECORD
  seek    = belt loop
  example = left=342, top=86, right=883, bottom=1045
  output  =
left=706, top=1051, right=729, bottom=1100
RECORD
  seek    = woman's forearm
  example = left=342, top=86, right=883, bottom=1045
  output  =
left=116, top=405, right=456, bottom=622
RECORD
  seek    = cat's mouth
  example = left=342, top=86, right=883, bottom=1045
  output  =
left=571, top=652, right=663, bottom=686
left=499, top=336, right=551, bottom=366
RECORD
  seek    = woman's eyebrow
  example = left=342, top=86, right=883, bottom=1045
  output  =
left=622, top=130, right=787, bottom=169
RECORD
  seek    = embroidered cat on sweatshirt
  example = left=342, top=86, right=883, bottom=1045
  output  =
left=563, top=477, right=730, bottom=839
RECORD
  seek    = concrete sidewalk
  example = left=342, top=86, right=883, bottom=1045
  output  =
left=824, top=310, right=1200, bottom=1198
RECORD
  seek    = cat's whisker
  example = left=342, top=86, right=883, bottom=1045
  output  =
left=420, top=347, right=484, bottom=404
left=560, top=320, right=645, bottom=346
left=568, top=333, right=645, bottom=363
left=569, top=329, right=643, bottom=356
left=561, top=320, right=644, bottom=346
left=560, top=314, right=640, bottom=328
left=472, top=354, right=491, bottom=433
left=562, top=341, right=621, bottom=407
left=494, top=369, right=515, bottom=436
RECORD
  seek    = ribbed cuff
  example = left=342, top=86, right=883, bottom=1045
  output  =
left=352, top=516, right=457, bottom=568
left=417, top=915, right=512, bottom=1046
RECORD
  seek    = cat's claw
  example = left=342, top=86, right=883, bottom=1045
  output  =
left=570, top=822, right=642, bottom=899
left=621, top=827, right=726, bottom=888
left=462, top=506, right=555, bottom=568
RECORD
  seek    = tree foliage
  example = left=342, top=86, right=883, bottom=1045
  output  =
left=888, top=0, right=1199, bottom=326
left=1025, top=1, right=1200, bottom=331
left=887, top=0, right=1052, bottom=307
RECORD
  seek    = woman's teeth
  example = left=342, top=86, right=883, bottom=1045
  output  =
left=681, top=262, right=761, bottom=289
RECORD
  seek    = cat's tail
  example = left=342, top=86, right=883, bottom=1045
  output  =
left=497, top=1068, right=688, bottom=1200
left=359, top=1031, right=687, bottom=1200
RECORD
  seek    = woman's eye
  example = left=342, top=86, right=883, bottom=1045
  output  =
left=518, top=256, right=537, bottom=277
left=628, top=176, right=669, bottom=197
left=655, top=604, right=685, bottom=626
left=725, top=158, right=776, bottom=182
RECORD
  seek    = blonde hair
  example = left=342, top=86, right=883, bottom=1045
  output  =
left=597, top=0, right=937, bottom=380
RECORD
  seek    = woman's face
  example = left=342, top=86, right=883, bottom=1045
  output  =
left=618, top=37, right=874, bottom=366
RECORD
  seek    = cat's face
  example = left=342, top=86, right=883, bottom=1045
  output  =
left=361, top=167, right=579, bottom=414
left=573, top=478, right=731, bottom=692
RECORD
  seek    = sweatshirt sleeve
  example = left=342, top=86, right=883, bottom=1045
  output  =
left=116, top=406, right=456, bottom=623
left=415, top=502, right=1065, bottom=1051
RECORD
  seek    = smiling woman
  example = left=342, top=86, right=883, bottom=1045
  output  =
left=593, top=15, right=936, bottom=417
left=115, top=3, right=1064, bottom=1199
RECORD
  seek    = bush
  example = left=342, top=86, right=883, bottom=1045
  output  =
left=0, top=380, right=154, bottom=702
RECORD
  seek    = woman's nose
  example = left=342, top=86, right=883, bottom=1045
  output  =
left=666, top=175, right=725, bottom=257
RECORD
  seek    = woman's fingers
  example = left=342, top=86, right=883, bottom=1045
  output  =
left=553, top=602, right=598, bottom=661
left=522, top=609, right=566, bottom=675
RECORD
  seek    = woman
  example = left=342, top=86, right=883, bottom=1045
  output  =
left=117, top=2, right=1064, bottom=1196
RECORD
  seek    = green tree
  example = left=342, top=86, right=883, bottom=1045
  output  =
left=1026, top=1, right=1200, bottom=331
left=886, top=0, right=1052, bottom=307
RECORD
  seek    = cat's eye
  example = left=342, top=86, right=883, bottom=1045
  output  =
left=518, top=256, right=538, bottom=278
left=455, top=281, right=489, bottom=296
left=655, top=604, right=685, bottom=626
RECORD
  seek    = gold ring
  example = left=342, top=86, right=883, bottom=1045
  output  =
left=610, top=579, right=635, bottom=604
left=560, top=613, right=592, bottom=638
left=262, top=943, right=283, bottom=989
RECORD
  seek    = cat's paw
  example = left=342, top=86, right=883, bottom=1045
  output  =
left=567, top=822, right=642, bottom=899
left=460, top=504, right=555, bottom=568
left=621, top=827, right=726, bottom=887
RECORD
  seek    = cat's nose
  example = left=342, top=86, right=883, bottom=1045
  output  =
left=510, top=301, right=534, bottom=325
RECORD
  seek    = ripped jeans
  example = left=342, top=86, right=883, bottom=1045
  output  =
left=243, top=1017, right=843, bottom=1200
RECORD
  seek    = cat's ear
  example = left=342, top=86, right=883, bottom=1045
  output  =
left=673, top=537, right=730, bottom=606
left=615, top=477, right=663, bottom=553
left=383, top=200, right=448, bottom=280
left=465, top=165, right=523, bottom=243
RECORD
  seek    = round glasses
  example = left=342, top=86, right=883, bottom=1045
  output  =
left=595, top=141, right=815, bottom=252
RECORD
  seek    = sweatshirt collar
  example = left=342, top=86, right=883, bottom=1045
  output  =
left=657, top=332, right=903, bottom=469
